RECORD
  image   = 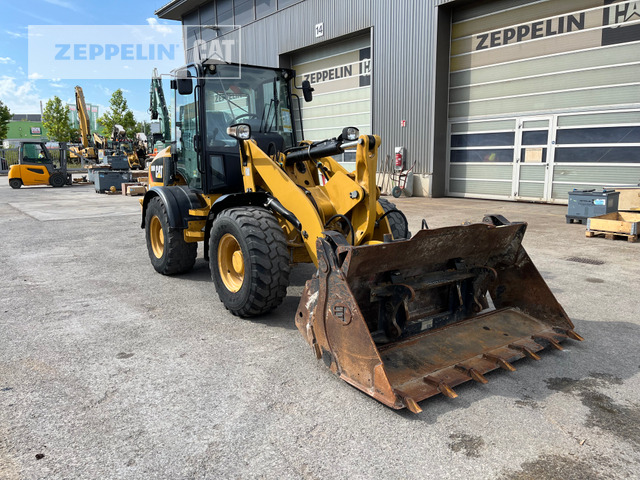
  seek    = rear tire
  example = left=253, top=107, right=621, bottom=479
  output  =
left=50, top=173, right=66, bottom=188
left=379, top=198, right=411, bottom=239
left=210, top=207, right=290, bottom=317
left=9, top=178, right=22, bottom=189
left=145, top=196, right=197, bottom=275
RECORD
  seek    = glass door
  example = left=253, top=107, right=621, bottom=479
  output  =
left=513, top=117, right=553, bottom=201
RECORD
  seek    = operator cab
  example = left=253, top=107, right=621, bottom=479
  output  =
left=171, top=62, right=298, bottom=195
left=21, top=141, right=53, bottom=165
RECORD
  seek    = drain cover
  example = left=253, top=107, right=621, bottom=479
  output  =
left=566, top=257, right=605, bottom=265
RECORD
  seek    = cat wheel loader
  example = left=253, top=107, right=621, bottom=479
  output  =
left=141, top=61, right=582, bottom=412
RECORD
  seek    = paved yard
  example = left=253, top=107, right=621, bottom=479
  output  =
left=1, top=177, right=639, bottom=479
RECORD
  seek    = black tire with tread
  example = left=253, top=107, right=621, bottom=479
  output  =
left=379, top=198, right=411, bottom=239
left=49, top=173, right=66, bottom=188
left=210, top=207, right=290, bottom=317
left=145, top=196, right=197, bottom=275
left=9, top=178, right=22, bottom=189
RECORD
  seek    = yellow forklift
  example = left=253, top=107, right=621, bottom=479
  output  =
left=8, top=140, right=72, bottom=188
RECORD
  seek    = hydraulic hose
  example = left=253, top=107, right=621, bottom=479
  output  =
left=324, top=214, right=355, bottom=246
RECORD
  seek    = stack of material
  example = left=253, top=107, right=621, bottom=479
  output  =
left=121, top=183, right=147, bottom=196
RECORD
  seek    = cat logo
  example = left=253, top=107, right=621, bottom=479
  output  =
left=150, top=164, right=163, bottom=183
left=602, top=0, right=640, bottom=45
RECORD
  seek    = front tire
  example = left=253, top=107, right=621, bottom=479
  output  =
left=379, top=198, right=411, bottom=239
left=210, top=207, right=290, bottom=317
left=50, top=173, right=66, bottom=188
left=145, top=196, right=197, bottom=275
left=9, top=178, right=22, bottom=189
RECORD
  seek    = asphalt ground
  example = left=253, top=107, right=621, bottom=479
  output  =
left=1, top=176, right=639, bottom=479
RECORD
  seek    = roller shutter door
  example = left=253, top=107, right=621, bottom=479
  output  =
left=291, top=33, right=371, bottom=146
left=446, top=0, right=640, bottom=203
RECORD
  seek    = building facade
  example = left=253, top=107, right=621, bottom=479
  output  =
left=67, top=103, right=100, bottom=135
left=156, top=0, right=640, bottom=202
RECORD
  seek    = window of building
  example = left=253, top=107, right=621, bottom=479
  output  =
left=234, top=0, right=255, bottom=25
left=217, top=0, right=234, bottom=25
left=200, top=3, right=218, bottom=42
left=278, top=0, right=300, bottom=9
left=256, top=0, right=276, bottom=18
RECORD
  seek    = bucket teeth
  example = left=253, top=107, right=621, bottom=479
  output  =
left=533, top=334, right=563, bottom=350
left=424, top=377, right=458, bottom=398
left=395, top=390, right=422, bottom=414
left=404, top=396, right=422, bottom=414
left=555, top=328, right=585, bottom=342
left=484, top=354, right=516, bottom=371
left=509, top=344, right=541, bottom=360
left=455, top=365, right=488, bottom=384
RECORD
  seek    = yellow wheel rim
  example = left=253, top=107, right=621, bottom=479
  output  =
left=218, top=233, right=244, bottom=292
left=150, top=216, right=164, bottom=258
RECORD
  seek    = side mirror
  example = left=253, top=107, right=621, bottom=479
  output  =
left=176, top=70, right=193, bottom=95
left=302, top=80, right=314, bottom=102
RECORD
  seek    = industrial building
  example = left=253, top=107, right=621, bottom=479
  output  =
left=3, top=103, right=100, bottom=148
left=156, top=0, right=640, bottom=203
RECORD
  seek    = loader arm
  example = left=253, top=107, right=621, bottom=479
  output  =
left=239, top=133, right=386, bottom=266
left=240, top=139, right=325, bottom=265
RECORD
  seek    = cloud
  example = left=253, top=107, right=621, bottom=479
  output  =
left=0, top=76, right=42, bottom=114
left=0, top=57, right=15, bottom=64
left=132, top=109, right=150, bottom=123
left=97, top=85, right=111, bottom=96
left=43, top=0, right=74, bottom=9
left=146, top=17, right=174, bottom=35
left=5, top=30, right=27, bottom=38
left=28, top=72, right=44, bottom=80
left=50, top=82, right=66, bottom=89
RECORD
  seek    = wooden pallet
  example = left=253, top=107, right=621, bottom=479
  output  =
left=566, top=215, right=588, bottom=225
left=585, top=229, right=638, bottom=243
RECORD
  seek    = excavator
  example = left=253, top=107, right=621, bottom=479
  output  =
left=141, top=61, right=582, bottom=412
left=69, top=86, right=99, bottom=164
left=149, top=68, right=172, bottom=155
left=110, top=125, right=143, bottom=170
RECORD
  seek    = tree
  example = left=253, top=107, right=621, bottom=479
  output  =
left=0, top=100, right=11, bottom=143
left=135, top=120, right=151, bottom=137
left=98, top=89, right=137, bottom=139
left=42, top=96, right=76, bottom=142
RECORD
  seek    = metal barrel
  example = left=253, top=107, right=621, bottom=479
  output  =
left=295, top=220, right=583, bottom=412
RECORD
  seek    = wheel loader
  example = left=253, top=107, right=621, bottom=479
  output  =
left=141, top=61, right=582, bottom=412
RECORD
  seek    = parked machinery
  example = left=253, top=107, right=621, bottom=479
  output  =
left=8, top=140, right=72, bottom=188
left=140, top=61, right=582, bottom=412
left=149, top=67, right=171, bottom=155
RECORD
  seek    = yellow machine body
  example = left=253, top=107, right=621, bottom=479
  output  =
left=140, top=62, right=582, bottom=412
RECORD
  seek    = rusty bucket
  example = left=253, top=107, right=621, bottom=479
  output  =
left=295, top=216, right=583, bottom=412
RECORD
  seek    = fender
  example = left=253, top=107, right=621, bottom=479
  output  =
left=140, top=186, right=203, bottom=229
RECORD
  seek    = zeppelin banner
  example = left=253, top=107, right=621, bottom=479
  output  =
left=451, top=0, right=640, bottom=71
left=294, top=48, right=371, bottom=95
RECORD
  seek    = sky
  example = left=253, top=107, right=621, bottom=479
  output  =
left=0, top=0, right=179, bottom=123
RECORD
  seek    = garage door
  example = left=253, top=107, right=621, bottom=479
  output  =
left=291, top=33, right=371, bottom=148
left=446, top=0, right=640, bottom=203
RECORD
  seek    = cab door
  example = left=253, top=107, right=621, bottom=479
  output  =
left=18, top=143, right=52, bottom=185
